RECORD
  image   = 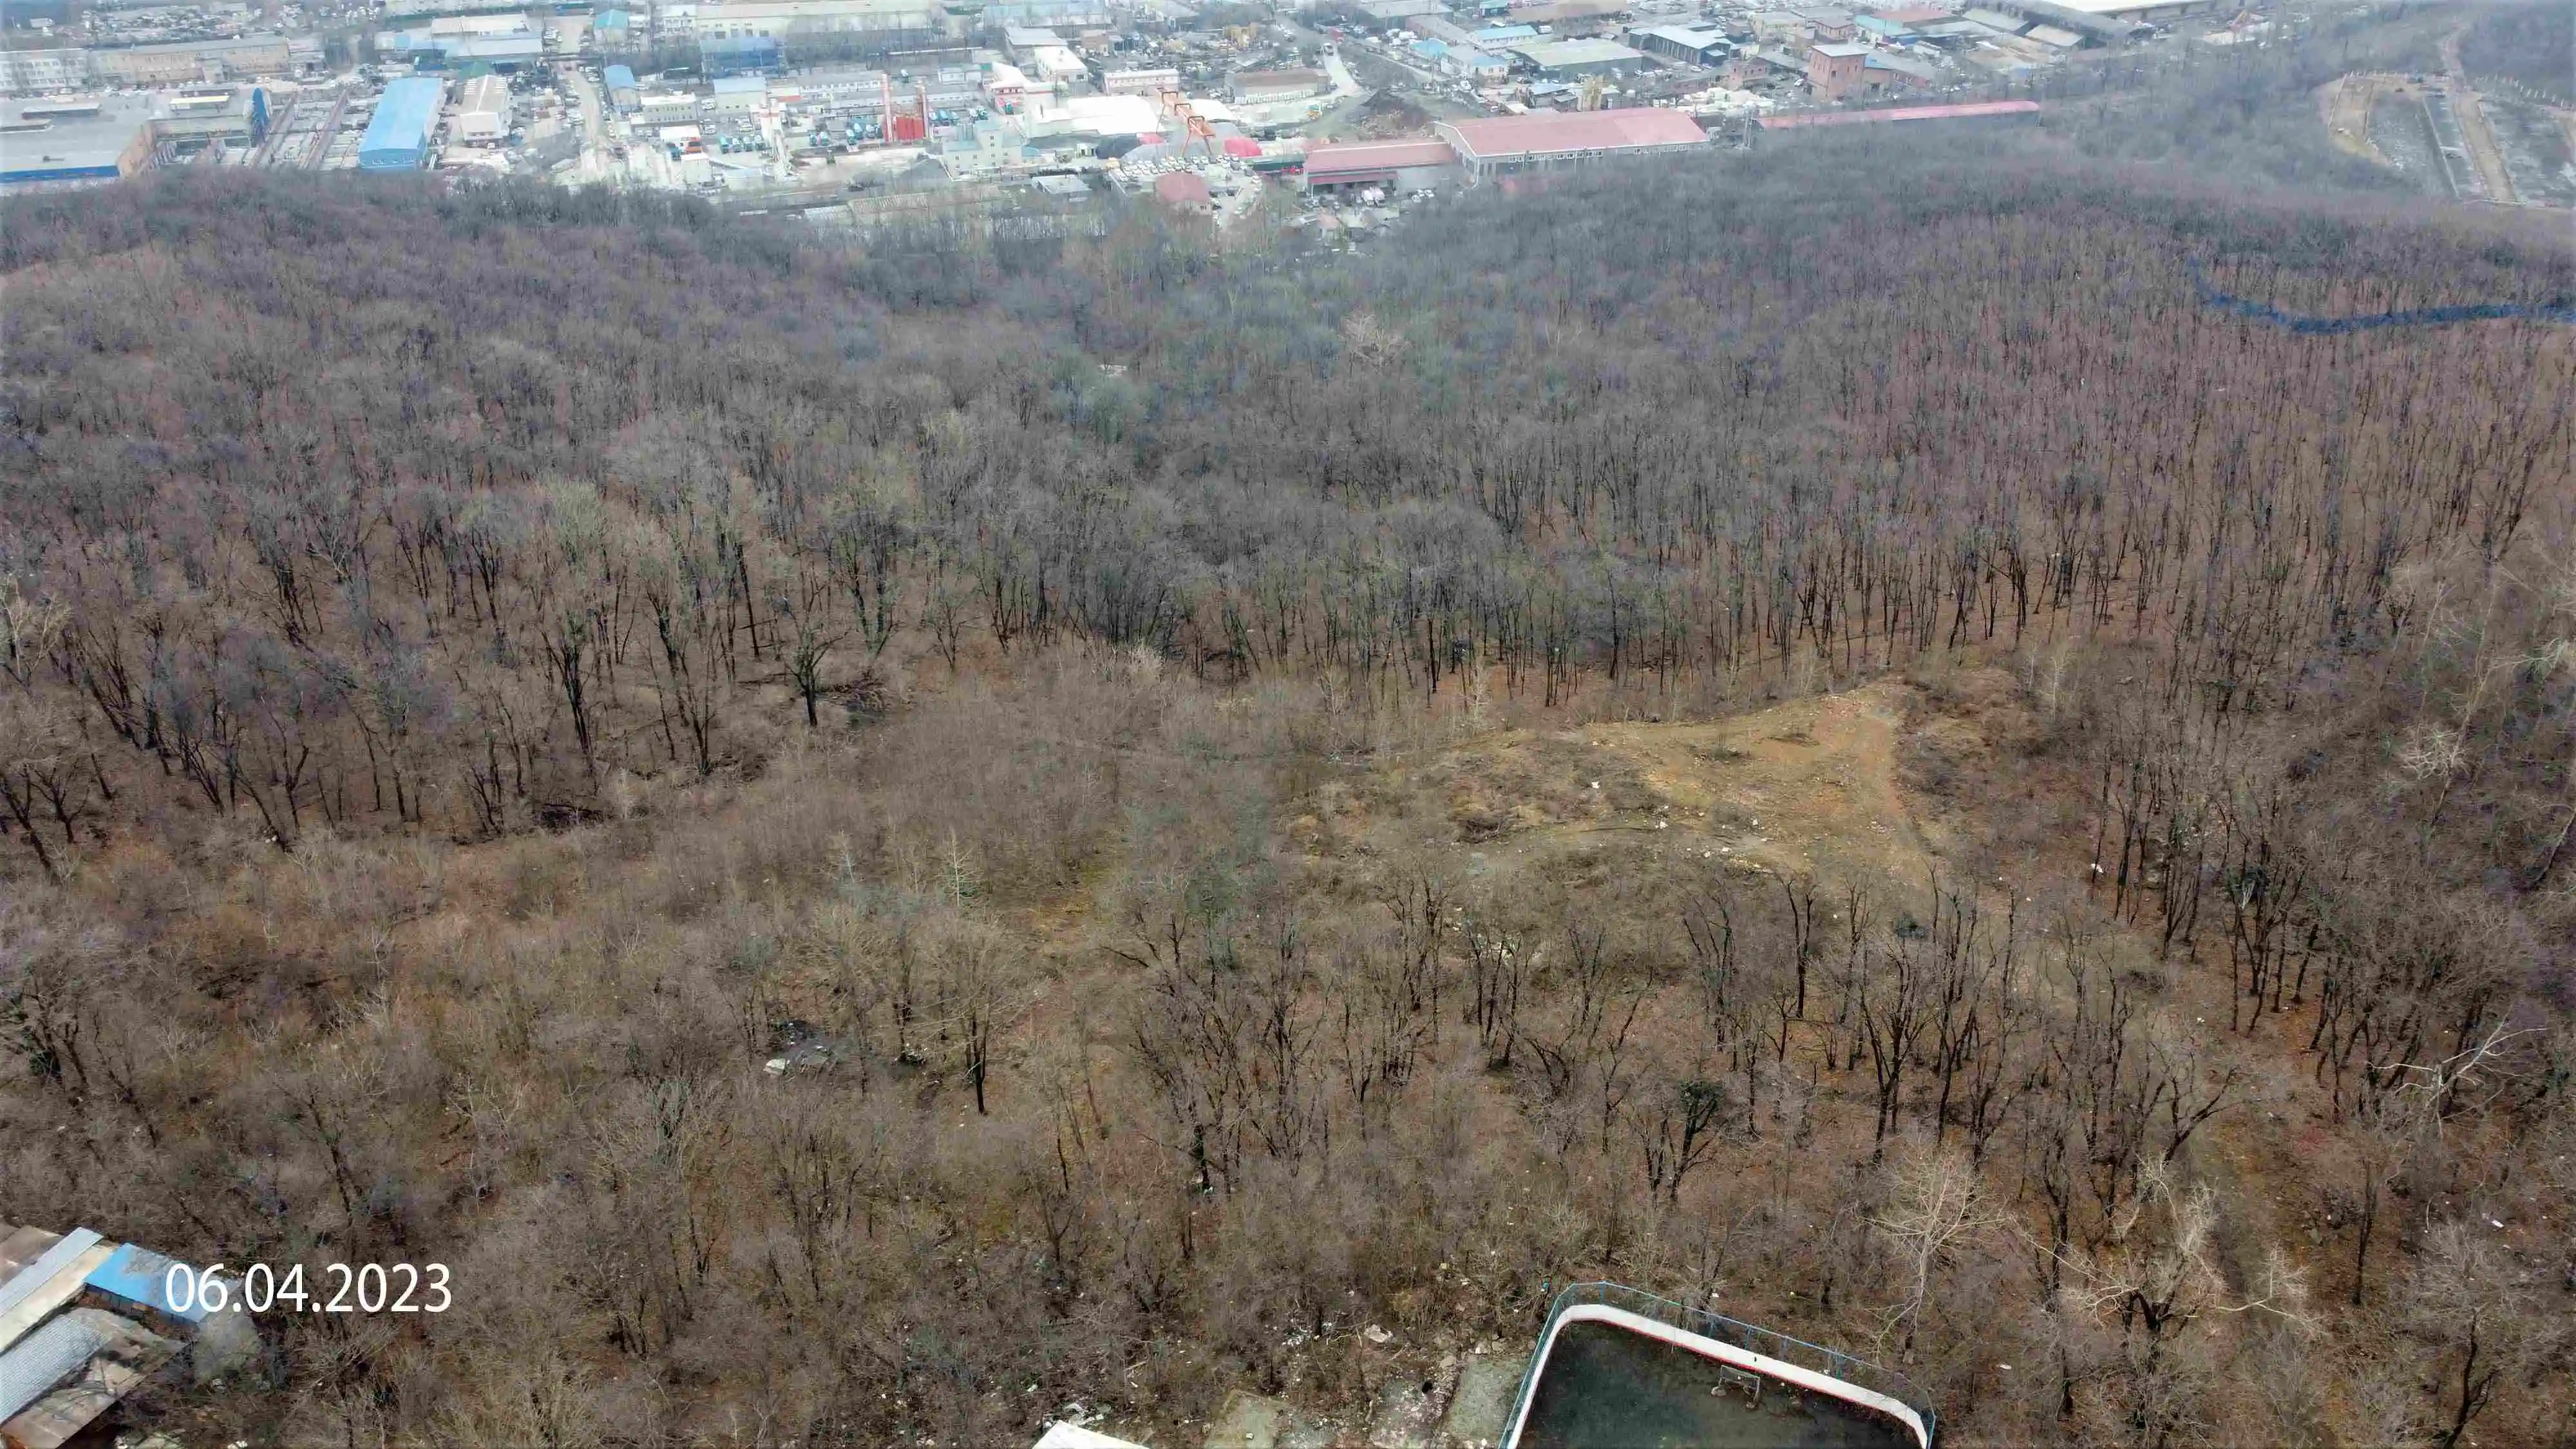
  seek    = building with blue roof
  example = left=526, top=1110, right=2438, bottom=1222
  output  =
left=1472, top=23, right=1538, bottom=43
left=604, top=62, right=640, bottom=111
left=359, top=75, right=443, bottom=170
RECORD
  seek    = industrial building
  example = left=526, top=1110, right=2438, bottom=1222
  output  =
left=452, top=73, right=511, bottom=142
left=1509, top=37, right=1647, bottom=77
left=1, top=84, right=268, bottom=190
left=709, top=73, right=768, bottom=111
left=1435, top=107, right=1706, bottom=177
left=0, top=48, right=91, bottom=97
left=1227, top=68, right=1327, bottom=104
left=0, top=95, right=155, bottom=190
left=91, top=33, right=294, bottom=86
left=1806, top=40, right=1869, bottom=100
left=1300, top=137, right=1459, bottom=194
left=1103, top=66, right=1180, bottom=95
left=375, top=19, right=545, bottom=69
left=1632, top=22, right=1732, bottom=64
left=605, top=62, right=641, bottom=111
left=149, top=84, right=269, bottom=149
left=358, top=74, right=443, bottom=170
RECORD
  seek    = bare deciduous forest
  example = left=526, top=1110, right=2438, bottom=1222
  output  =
left=1, top=125, right=2571, bottom=1447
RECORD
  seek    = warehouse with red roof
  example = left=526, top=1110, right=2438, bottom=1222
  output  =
left=1434, top=108, right=1708, bottom=178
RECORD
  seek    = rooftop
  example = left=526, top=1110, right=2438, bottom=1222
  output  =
left=0, top=1223, right=227, bottom=1446
left=1511, top=37, right=1647, bottom=64
left=1438, top=106, right=1705, bottom=160
left=1756, top=96, right=2038, bottom=124
left=1303, top=136, right=1457, bottom=176
left=0, top=93, right=151, bottom=182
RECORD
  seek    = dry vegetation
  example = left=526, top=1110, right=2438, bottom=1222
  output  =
left=1, top=142, right=2572, bottom=1448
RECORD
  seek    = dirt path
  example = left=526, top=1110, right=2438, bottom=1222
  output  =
left=2439, top=28, right=2521, bottom=204
left=2316, top=75, right=2393, bottom=167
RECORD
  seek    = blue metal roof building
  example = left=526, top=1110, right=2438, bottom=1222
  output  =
left=359, top=76, right=442, bottom=171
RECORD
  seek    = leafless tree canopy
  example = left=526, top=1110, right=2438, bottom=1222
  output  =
left=0, top=143, right=2570, bottom=1446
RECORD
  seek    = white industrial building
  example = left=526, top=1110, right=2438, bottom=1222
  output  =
left=676, top=0, right=948, bottom=39
left=451, top=73, right=511, bottom=142
left=1102, top=66, right=1180, bottom=95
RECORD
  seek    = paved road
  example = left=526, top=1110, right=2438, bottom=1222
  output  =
left=565, top=67, right=609, bottom=181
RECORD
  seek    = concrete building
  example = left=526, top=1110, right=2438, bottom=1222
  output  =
left=1435, top=106, right=1703, bottom=176
left=708, top=72, right=768, bottom=111
left=1790, top=4, right=1860, bottom=39
left=1226, top=67, right=1325, bottom=104
left=91, top=33, right=292, bottom=85
left=1025, top=43, right=1088, bottom=84
left=637, top=90, right=701, bottom=122
left=452, top=72, right=511, bottom=141
left=149, top=83, right=268, bottom=148
left=1300, top=136, right=1459, bottom=193
left=1510, top=37, right=1645, bottom=76
left=1806, top=41, right=1868, bottom=100
left=1102, top=66, right=1179, bottom=94
left=1633, top=22, right=1732, bottom=63
left=358, top=73, right=442, bottom=169
left=0, top=94, right=153, bottom=189
left=0, top=49, right=92, bottom=97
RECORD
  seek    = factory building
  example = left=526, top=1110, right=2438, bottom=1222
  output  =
left=91, top=34, right=294, bottom=86
left=0, top=95, right=155, bottom=190
left=375, top=15, right=546, bottom=68
left=1806, top=40, right=1869, bottom=99
left=149, top=84, right=269, bottom=148
left=1509, top=37, right=1647, bottom=76
left=359, top=75, right=444, bottom=170
left=1300, top=137, right=1460, bottom=194
left=1103, top=66, right=1180, bottom=94
left=0, top=49, right=92, bottom=97
left=1434, top=107, right=1705, bottom=177
left=451, top=73, right=511, bottom=142
left=1633, top=23, right=1732, bottom=64
left=605, top=62, right=641, bottom=111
